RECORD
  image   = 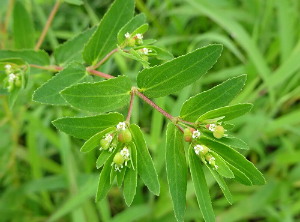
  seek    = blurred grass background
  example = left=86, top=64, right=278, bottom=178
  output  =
left=1, top=0, right=300, bottom=221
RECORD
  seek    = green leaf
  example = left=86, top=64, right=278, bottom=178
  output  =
left=96, top=151, right=114, bottom=169
left=118, top=45, right=150, bottom=68
left=118, top=13, right=146, bottom=44
left=189, top=148, right=215, bottom=222
left=180, top=75, right=247, bottom=122
left=200, top=138, right=265, bottom=185
left=52, top=113, right=123, bottom=139
left=64, top=0, right=83, bottom=5
left=210, top=152, right=234, bottom=178
left=147, top=46, right=173, bottom=60
left=83, top=0, right=135, bottom=65
left=202, top=132, right=249, bottom=150
left=0, top=50, right=50, bottom=65
left=80, top=126, right=116, bottom=153
left=197, top=103, right=253, bottom=122
left=142, top=39, right=156, bottom=45
left=32, top=62, right=87, bottom=105
left=123, top=166, right=137, bottom=206
left=129, top=141, right=137, bottom=170
left=13, top=1, right=35, bottom=49
left=166, top=123, right=187, bottom=222
left=228, top=164, right=252, bottom=186
left=110, top=166, right=117, bottom=184
left=8, top=85, right=21, bottom=109
left=117, top=167, right=126, bottom=187
left=54, top=27, right=96, bottom=66
left=206, top=164, right=232, bottom=204
left=130, top=124, right=160, bottom=195
left=60, top=76, right=132, bottom=113
left=137, top=44, right=222, bottom=98
left=131, top=24, right=149, bottom=37
left=96, top=148, right=119, bottom=202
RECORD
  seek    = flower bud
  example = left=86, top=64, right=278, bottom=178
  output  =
left=184, top=128, right=192, bottom=142
left=100, top=139, right=110, bottom=150
left=128, top=38, right=136, bottom=47
left=213, top=126, right=225, bottom=139
left=113, top=152, right=125, bottom=166
left=118, top=129, right=132, bottom=143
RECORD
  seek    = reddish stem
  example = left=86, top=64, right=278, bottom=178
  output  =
left=89, top=48, right=119, bottom=70
left=29, top=64, right=63, bottom=71
left=135, top=90, right=174, bottom=121
left=87, top=69, right=115, bottom=79
left=126, top=91, right=135, bottom=122
left=35, top=1, right=60, bottom=50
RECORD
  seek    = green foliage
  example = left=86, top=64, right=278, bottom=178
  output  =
left=166, top=123, right=187, bottom=222
left=180, top=75, right=246, bottom=122
left=137, top=44, right=222, bottom=98
left=83, top=0, right=135, bottom=65
left=33, top=62, right=87, bottom=105
left=52, top=113, right=123, bottom=139
left=13, top=1, right=35, bottom=49
left=54, top=27, right=96, bottom=66
left=60, top=76, right=132, bottom=112
left=3, top=0, right=291, bottom=221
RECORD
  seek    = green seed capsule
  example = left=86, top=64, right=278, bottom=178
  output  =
left=118, top=129, right=132, bottom=143
left=100, top=139, right=109, bottom=150
left=113, top=152, right=125, bottom=166
left=213, top=126, right=225, bottom=139
left=201, top=145, right=210, bottom=155
left=128, top=38, right=136, bottom=47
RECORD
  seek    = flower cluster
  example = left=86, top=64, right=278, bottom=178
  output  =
left=3, top=64, right=22, bottom=91
left=124, top=32, right=144, bottom=46
left=99, top=122, right=133, bottom=172
left=206, top=123, right=226, bottom=139
left=193, top=144, right=218, bottom=170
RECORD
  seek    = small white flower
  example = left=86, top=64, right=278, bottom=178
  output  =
left=5, top=64, right=12, bottom=70
left=136, top=33, right=143, bottom=40
left=192, top=130, right=201, bottom=139
left=125, top=32, right=130, bottom=38
left=120, top=147, right=130, bottom=160
left=117, top=122, right=126, bottom=131
left=209, top=124, right=216, bottom=132
left=8, top=73, right=16, bottom=83
left=208, top=157, right=215, bottom=165
left=142, top=48, right=152, bottom=55
left=214, top=165, right=219, bottom=170
left=104, top=134, right=113, bottom=143
left=194, top=145, right=203, bottom=155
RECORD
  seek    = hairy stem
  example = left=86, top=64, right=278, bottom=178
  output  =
left=35, top=1, right=60, bottom=50
left=89, top=48, right=119, bottom=70
left=126, top=91, right=135, bottom=122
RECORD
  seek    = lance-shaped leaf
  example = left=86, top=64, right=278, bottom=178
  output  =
left=52, top=113, right=123, bottom=140
left=137, top=44, right=222, bottom=98
left=33, top=62, right=87, bottom=105
left=118, top=13, right=146, bottom=44
left=60, top=76, right=132, bottom=113
left=96, top=146, right=119, bottom=202
left=123, top=167, right=137, bottom=206
left=97, top=151, right=114, bottom=169
left=180, top=75, right=247, bottom=122
left=80, top=126, right=116, bottom=153
left=117, top=167, right=126, bottom=187
left=166, top=123, right=187, bottom=222
left=202, top=133, right=249, bottom=150
left=206, top=163, right=233, bottom=204
left=209, top=151, right=234, bottom=178
left=54, top=27, right=96, bottom=66
left=197, top=103, right=253, bottom=123
left=189, top=148, right=215, bottom=222
left=130, top=124, right=160, bottom=195
left=13, top=1, right=35, bottom=49
left=229, top=164, right=252, bottom=186
left=200, top=138, right=265, bottom=185
left=147, top=46, right=173, bottom=60
left=83, top=0, right=135, bottom=65
left=0, top=50, right=49, bottom=65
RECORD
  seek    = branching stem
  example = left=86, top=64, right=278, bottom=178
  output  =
left=126, top=91, right=135, bottom=122
left=89, top=48, right=119, bottom=70
left=35, top=1, right=60, bottom=50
